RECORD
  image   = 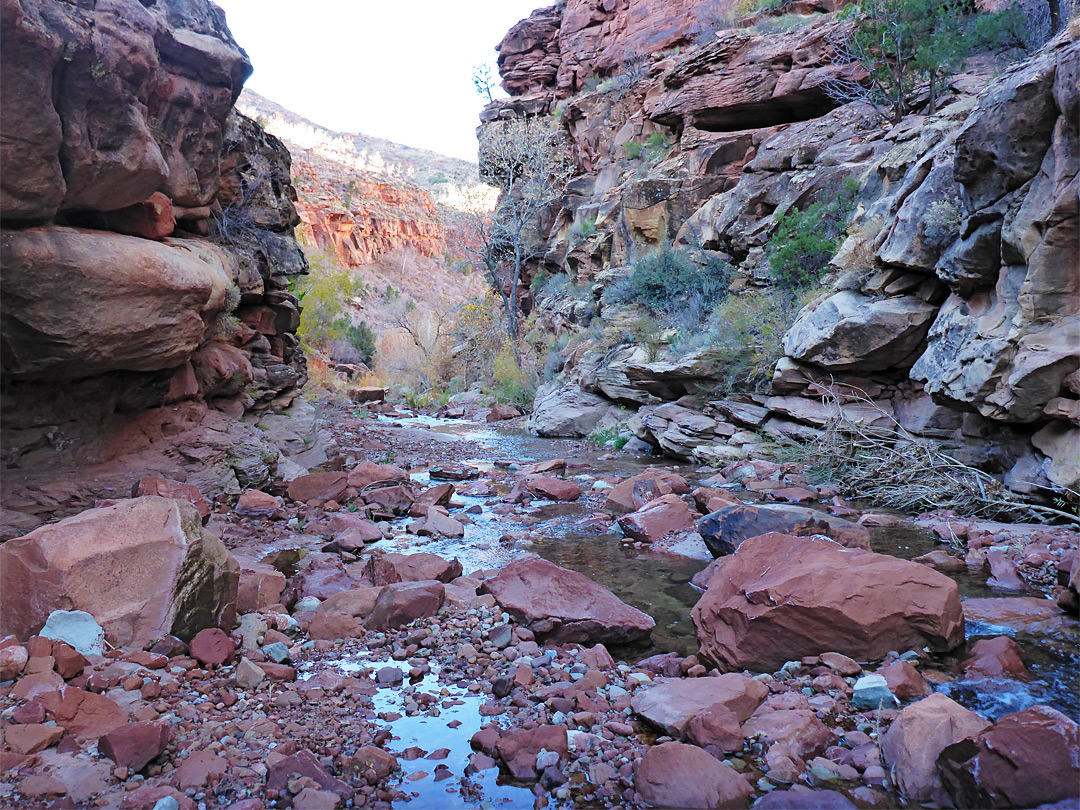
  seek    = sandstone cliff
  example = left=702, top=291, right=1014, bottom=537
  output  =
left=482, top=1, right=1078, bottom=500
left=0, top=0, right=326, bottom=535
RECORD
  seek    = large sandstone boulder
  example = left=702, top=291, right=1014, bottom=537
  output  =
left=0, top=496, right=238, bottom=646
left=631, top=674, right=768, bottom=738
left=528, top=383, right=612, bottom=437
left=479, top=557, right=654, bottom=645
left=0, top=227, right=232, bottom=379
left=692, top=533, right=964, bottom=671
left=881, top=693, right=991, bottom=805
left=783, top=291, right=938, bottom=373
left=634, top=741, right=752, bottom=809
left=938, top=705, right=1079, bottom=809
left=697, top=503, right=870, bottom=557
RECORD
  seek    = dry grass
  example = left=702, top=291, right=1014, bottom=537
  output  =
left=804, top=386, right=1078, bottom=524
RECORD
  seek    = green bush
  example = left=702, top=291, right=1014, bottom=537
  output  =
left=623, top=141, right=645, bottom=159
left=339, top=319, right=376, bottom=366
left=291, top=249, right=367, bottom=348
left=570, top=218, right=597, bottom=239
left=610, top=243, right=732, bottom=329
left=706, top=289, right=818, bottom=393
left=768, top=182, right=857, bottom=289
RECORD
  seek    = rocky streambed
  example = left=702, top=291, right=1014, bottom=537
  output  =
left=0, top=404, right=1078, bottom=810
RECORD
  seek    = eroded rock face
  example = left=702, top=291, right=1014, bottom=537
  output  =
left=0, top=496, right=238, bottom=646
left=692, top=533, right=964, bottom=671
left=528, top=383, right=614, bottom=437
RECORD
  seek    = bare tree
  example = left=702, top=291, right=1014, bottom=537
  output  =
left=472, top=64, right=496, bottom=103
left=467, top=116, right=575, bottom=343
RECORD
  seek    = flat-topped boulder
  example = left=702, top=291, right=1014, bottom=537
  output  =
left=480, top=557, right=654, bottom=645
left=693, top=533, right=964, bottom=672
left=631, top=674, right=768, bottom=738
left=698, top=503, right=870, bottom=557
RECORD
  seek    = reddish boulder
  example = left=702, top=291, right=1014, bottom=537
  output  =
left=527, top=477, right=582, bottom=501
left=882, top=693, right=991, bottom=805
left=317, top=585, right=384, bottom=619
left=410, top=483, right=455, bottom=516
left=235, top=489, right=283, bottom=518
left=692, top=487, right=742, bottom=514
left=306, top=612, right=364, bottom=641
left=351, top=745, right=398, bottom=780
left=39, top=687, right=126, bottom=740
left=0, top=497, right=238, bottom=647
left=100, top=192, right=175, bottom=240
left=365, top=581, right=445, bottom=631
left=486, top=403, right=521, bottom=422
left=287, top=472, right=349, bottom=504
left=693, top=534, right=964, bottom=672
left=0, top=644, right=29, bottom=680
left=189, top=628, right=235, bottom=668
left=698, top=504, right=870, bottom=557
left=132, top=477, right=209, bottom=521
left=962, top=636, right=1028, bottom=679
left=742, top=709, right=834, bottom=759
left=172, top=750, right=228, bottom=790
left=346, top=461, right=409, bottom=490
left=617, top=494, right=696, bottom=542
left=605, top=470, right=689, bottom=514
left=494, top=724, right=568, bottom=780
left=685, top=705, right=744, bottom=752
left=938, top=706, right=1079, bottom=809
left=4, top=724, right=63, bottom=755
left=234, top=556, right=286, bottom=613
left=634, top=742, right=752, bottom=809
left=99, top=721, right=170, bottom=772
left=50, top=643, right=87, bottom=680
left=267, top=749, right=354, bottom=798
left=361, top=485, right=415, bottom=515
left=480, top=558, right=654, bottom=645
left=631, top=675, right=768, bottom=738
left=876, top=660, right=929, bottom=699
left=363, top=552, right=462, bottom=585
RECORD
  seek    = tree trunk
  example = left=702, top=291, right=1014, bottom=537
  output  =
left=1049, top=0, right=1061, bottom=32
left=927, top=72, right=936, bottom=116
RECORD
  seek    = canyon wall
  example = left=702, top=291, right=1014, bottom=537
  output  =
left=0, top=0, right=325, bottom=534
left=482, top=1, right=1078, bottom=499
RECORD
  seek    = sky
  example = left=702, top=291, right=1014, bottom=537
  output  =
left=215, top=0, right=546, bottom=163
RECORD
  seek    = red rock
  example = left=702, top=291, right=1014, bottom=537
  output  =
left=317, top=585, right=385, bottom=619
left=523, top=459, right=566, bottom=475
left=986, top=549, right=1025, bottom=591
left=742, top=709, right=834, bottom=759
left=364, top=552, right=463, bottom=585
left=348, top=386, right=386, bottom=403
left=634, top=741, right=752, bottom=809
left=132, top=476, right=210, bottom=521
left=631, top=674, right=768, bottom=737
left=256, top=662, right=296, bottom=681
left=11, top=670, right=64, bottom=700
left=693, top=534, right=964, bottom=672
left=296, top=554, right=356, bottom=600
left=819, top=652, right=861, bottom=676
left=770, top=486, right=817, bottom=503
left=5, top=724, right=63, bottom=754
left=293, top=788, right=340, bottom=810
left=235, top=490, right=283, bottom=517
left=938, top=705, right=1079, bottom=809
left=188, top=628, right=235, bottom=668
left=876, top=660, right=929, bottom=699
left=346, top=461, right=409, bottom=490
left=605, top=470, right=688, bottom=513
left=267, top=749, right=354, bottom=798
left=0, top=644, right=29, bottom=680
left=99, top=721, right=169, bottom=772
left=480, top=557, right=654, bottom=646
left=127, top=651, right=168, bottom=669
left=0, top=497, right=238, bottom=649
left=881, top=693, right=991, bottom=805
left=12, top=700, right=46, bottom=724
left=50, top=643, right=87, bottom=680
left=416, top=507, right=465, bottom=538
left=527, top=476, right=582, bottom=501
left=962, top=596, right=1072, bottom=634
left=692, top=487, right=742, bottom=514
left=685, top=705, right=744, bottom=752
left=495, top=724, right=568, bottom=780
left=287, top=472, right=349, bottom=504
left=962, top=636, right=1028, bottom=679
left=698, top=504, right=871, bottom=557
left=361, top=485, right=415, bottom=515
left=172, top=749, right=228, bottom=790
left=912, top=549, right=968, bottom=572
left=754, top=789, right=856, bottom=809
left=410, top=483, right=455, bottom=516
left=99, top=192, right=175, bottom=240
left=306, top=612, right=363, bottom=640
left=365, top=581, right=445, bottom=631
left=351, top=745, right=398, bottom=780
left=486, top=403, right=520, bottom=421
left=617, top=494, right=696, bottom=542
left=39, top=686, right=126, bottom=740
left=234, top=555, right=287, bottom=613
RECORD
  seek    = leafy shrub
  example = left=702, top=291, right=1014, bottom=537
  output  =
left=429, top=171, right=449, bottom=184
left=623, top=133, right=673, bottom=163
left=609, top=243, right=733, bottom=330
left=291, top=249, right=367, bottom=349
left=623, top=140, right=645, bottom=159
left=491, top=347, right=536, bottom=408
left=570, top=218, right=597, bottom=239
left=923, top=196, right=963, bottom=247
left=706, top=289, right=818, bottom=393
left=768, top=182, right=857, bottom=290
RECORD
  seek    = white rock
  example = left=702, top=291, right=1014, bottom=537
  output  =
left=40, top=609, right=104, bottom=656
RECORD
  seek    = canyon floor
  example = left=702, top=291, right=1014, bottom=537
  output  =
left=2, top=400, right=1077, bottom=810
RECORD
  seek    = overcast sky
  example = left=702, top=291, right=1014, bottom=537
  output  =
left=215, top=0, right=545, bottom=163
